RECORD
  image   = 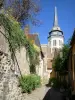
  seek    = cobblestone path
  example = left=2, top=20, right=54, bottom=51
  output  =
left=23, top=86, right=50, bottom=100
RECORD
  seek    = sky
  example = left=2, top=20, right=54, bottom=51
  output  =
left=30, top=0, right=75, bottom=44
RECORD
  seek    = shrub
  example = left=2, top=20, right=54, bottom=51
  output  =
left=19, top=74, right=41, bottom=93
left=49, top=77, right=60, bottom=88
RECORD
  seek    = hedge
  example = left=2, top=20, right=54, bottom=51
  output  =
left=19, top=74, right=41, bottom=93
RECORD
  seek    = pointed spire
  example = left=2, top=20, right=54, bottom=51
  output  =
left=54, top=7, right=58, bottom=27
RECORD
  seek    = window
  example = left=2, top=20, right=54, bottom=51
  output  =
left=53, top=40, right=56, bottom=46
left=49, top=41, right=51, bottom=46
left=59, top=40, right=62, bottom=46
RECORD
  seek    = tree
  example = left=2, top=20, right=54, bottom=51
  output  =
left=0, top=0, right=4, bottom=8
left=52, top=44, right=70, bottom=86
left=53, top=44, right=70, bottom=75
left=2, top=0, right=40, bottom=26
left=61, top=44, right=70, bottom=73
left=53, top=54, right=62, bottom=72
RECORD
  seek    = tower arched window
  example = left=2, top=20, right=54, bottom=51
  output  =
left=53, top=40, right=56, bottom=46
left=59, top=40, right=62, bottom=46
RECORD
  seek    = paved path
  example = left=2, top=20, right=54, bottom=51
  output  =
left=43, top=87, right=67, bottom=100
left=24, top=86, right=50, bottom=100
left=23, top=86, right=68, bottom=100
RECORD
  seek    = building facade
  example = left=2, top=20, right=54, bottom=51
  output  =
left=41, top=7, right=64, bottom=79
left=24, top=25, right=44, bottom=80
left=68, top=29, right=75, bottom=93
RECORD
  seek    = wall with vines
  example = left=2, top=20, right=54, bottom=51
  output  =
left=0, top=14, right=40, bottom=74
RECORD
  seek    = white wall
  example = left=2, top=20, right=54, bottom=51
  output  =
left=36, top=54, right=44, bottom=80
left=50, top=36, right=64, bottom=53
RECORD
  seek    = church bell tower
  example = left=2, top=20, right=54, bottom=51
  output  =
left=48, top=7, right=64, bottom=54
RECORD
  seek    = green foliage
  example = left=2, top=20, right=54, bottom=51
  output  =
left=19, top=74, right=41, bottom=93
left=0, top=14, right=39, bottom=69
left=30, top=65, right=36, bottom=73
left=62, top=44, right=70, bottom=59
left=2, top=0, right=40, bottom=26
left=29, top=51, right=40, bottom=73
left=26, top=41, right=39, bottom=64
left=0, top=14, right=27, bottom=50
left=52, top=44, right=70, bottom=88
left=53, top=54, right=62, bottom=72
left=26, top=41, right=40, bottom=73
left=0, top=14, right=27, bottom=61
left=0, top=0, right=4, bottom=8
left=60, top=44, right=70, bottom=74
left=53, top=44, right=70, bottom=75
left=49, top=77, right=60, bottom=88
left=49, top=77, right=68, bottom=89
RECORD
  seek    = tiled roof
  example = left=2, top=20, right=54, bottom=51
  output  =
left=24, top=25, right=44, bottom=57
left=25, top=33, right=44, bottom=58
left=26, top=34, right=40, bottom=47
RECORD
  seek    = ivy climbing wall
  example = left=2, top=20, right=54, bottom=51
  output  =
left=0, top=25, right=9, bottom=54
left=0, top=25, right=30, bottom=76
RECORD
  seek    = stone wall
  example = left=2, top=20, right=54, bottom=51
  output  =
left=15, top=47, right=30, bottom=75
left=0, top=51, right=32, bottom=100
left=0, top=26, right=9, bottom=54
left=41, top=44, right=50, bottom=81
left=0, top=25, right=45, bottom=100
left=0, top=25, right=30, bottom=76
left=0, top=51, right=21, bottom=100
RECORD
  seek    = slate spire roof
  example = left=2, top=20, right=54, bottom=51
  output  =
left=54, top=6, right=58, bottom=27
left=52, top=7, right=61, bottom=31
left=49, top=7, right=63, bottom=36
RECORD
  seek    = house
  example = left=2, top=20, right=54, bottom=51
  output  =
left=24, top=25, right=44, bottom=79
left=68, top=29, right=75, bottom=93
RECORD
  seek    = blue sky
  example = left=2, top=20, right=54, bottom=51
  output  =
left=30, top=0, right=75, bottom=44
